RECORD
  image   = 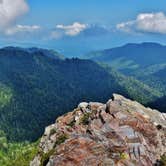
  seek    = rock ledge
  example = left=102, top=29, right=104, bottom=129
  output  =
left=31, top=94, right=166, bottom=166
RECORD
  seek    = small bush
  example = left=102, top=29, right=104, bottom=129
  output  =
left=67, top=119, right=75, bottom=127
left=40, top=149, right=55, bottom=166
left=40, top=134, right=68, bottom=166
left=54, top=134, right=68, bottom=147
left=160, top=154, right=166, bottom=166
left=80, top=113, right=91, bottom=125
left=49, top=128, right=56, bottom=137
left=120, top=152, right=129, bottom=159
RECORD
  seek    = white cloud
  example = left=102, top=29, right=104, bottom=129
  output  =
left=117, top=12, right=166, bottom=34
left=0, top=0, right=29, bottom=30
left=116, top=21, right=135, bottom=33
left=5, top=25, right=41, bottom=35
left=56, top=22, right=88, bottom=36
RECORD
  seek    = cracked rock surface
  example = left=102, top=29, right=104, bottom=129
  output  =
left=31, top=94, right=166, bottom=166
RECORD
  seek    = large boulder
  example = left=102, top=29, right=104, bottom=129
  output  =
left=31, top=94, right=166, bottom=166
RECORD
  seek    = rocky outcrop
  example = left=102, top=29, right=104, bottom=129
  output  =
left=31, top=94, right=166, bottom=166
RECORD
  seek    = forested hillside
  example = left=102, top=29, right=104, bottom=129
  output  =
left=0, top=47, right=120, bottom=141
left=149, top=96, right=166, bottom=112
left=87, top=42, right=166, bottom=74
left=85, top=43, right=166, bottom=112
left=132, top=66, right=166, bottom=96
left=0, top=47, right=137, bottom=142
left=0, top=47, right=162, bottom=143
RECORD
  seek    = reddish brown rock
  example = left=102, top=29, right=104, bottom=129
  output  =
left=31, top=94, right=166, bottom=166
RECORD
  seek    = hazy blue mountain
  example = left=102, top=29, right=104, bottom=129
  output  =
left=1, top=47, right=64, bottom=60
left=85, top=42, right=166, bottom=96
left=86, top=42, right=166, bottom=74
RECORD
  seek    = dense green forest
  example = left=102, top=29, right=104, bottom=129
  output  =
left=0, top=130, right=38, bottom=166
left=0, top=47, right=121, bottom=142
left=0, top=48, right=161, bottom=141
left=149, top=96, right=166, bottom=112
left=103, top=65, right=162, bottom=104
left=0, top=46, right=164, bottom=143
left=1, top=47, right=158, bottom=143
left=132, top=66, right=166, bottom=95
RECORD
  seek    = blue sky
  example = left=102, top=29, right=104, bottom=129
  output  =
left=1, top=0, right=166, bottom=56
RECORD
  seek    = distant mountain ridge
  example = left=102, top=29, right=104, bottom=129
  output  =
left=0, top=46, right=64, bottom=60
left=86, top=42, right=166, bottom=73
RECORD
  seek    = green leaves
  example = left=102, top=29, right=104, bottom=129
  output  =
left=0, top=140, right=38, bottom=166
left=0, top=84, right=12, bottom=109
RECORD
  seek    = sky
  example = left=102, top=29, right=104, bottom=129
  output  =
left=1, top=0, right=166, bottom=57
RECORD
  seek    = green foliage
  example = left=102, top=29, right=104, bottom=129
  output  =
left=160, top=154, right=166, bottom=166
left=0, top=131, right=38, bottom=166
left=55, top=134, right=68, bottom=146
left=132, top=65, right=166, bottom=112
left=132, top=64, right=166, bottom=96
left=149, top=96, right=166, bottom=113
left=0, top=130, right=8, bottom=151
left=67, top=118, right=75, bottom=127
left=80, top=112, right=91, bottom=125
left=49, top=128, right=57, bottom=137
left=40, top=149, right=55, bottom=166
left=0, top=84, right=12, bottom=108
left=40, top=134, right=68, bottom=166
left=102, top=65, right=162, bottom=105
left=120, top=153, right=129, bottom=160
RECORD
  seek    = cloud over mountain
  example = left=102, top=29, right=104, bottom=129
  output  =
left=56, top=22, right=88, bottom=36
left=50, top=23, right=110, bottom=39
left=117, top=12, right=166, bottom=34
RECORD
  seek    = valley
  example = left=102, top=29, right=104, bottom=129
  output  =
left=86, top=42, right=166, bottom=112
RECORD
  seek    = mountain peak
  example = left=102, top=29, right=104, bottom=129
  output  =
left=124, top=42, right=163, bottom=48
left=0, top=46, right=64, bottom=60
left=31, top=94, right=166, bottom=166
